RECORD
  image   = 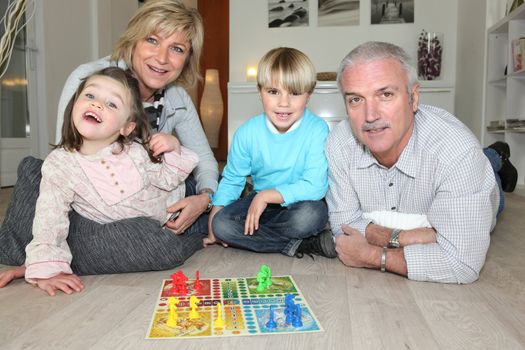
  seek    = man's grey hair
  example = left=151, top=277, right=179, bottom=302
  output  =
left=336, top=41, right=419, bottom=101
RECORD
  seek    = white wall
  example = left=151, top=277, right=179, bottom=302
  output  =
left=34, top=0, right=508, bottom=149
left=37, top=0, right=137, bottom=150
left=455, top=0, right=486, bottom=139
left=230, top=0, right=523, bottom=137
left=230, top=0, right=458, bottom=84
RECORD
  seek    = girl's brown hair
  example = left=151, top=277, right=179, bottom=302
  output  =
left=57, top=67, right=159, bottom=163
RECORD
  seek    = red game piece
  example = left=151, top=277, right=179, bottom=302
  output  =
left=169, top=272, right=179, bottom=294
left=170, top=271, right=189, bottom=295
left=193, top=270, right=201, bottom=290
left=176, top=270, right=189, bottom=295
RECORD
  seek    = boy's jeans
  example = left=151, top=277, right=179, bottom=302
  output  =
left=212, top=192, right=328, bottom=256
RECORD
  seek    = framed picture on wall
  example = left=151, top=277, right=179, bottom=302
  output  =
left=268, top=0, right=310, bottom=28
left=318, top=0, right=360, bottom=27
left=508, top=0, right=524, bottom=15
left=371, top=0, right=414, bottom=25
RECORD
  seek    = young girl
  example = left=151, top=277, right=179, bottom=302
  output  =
left=204, top=47, right=336, bottom=259
left=0, top=67, right=198, bottom=295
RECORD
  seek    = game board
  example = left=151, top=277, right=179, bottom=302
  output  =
left=146, top=272, right=324, bottom=339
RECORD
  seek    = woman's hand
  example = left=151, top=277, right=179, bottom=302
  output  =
left=149, top=133, right=181, bottom=157
left=165, top=193, right=209, bottom=234
left=0, top=265, right=26, bottom=288
left=34, top=273, right=84, bottom=296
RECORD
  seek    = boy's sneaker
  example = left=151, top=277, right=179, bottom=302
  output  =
left=489, top=141, right=518, bottom=192
left=488, top=141, right=510, bottom=160
left=295, top=229, right=337, bottom=259
left=499, top=160, right=518, bottom=192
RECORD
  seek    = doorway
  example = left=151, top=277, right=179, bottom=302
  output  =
left=0, top=0, right=38, bottom=186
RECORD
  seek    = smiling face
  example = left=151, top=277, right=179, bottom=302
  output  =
left=259, top=81, right=310, bottom=133
left=131, top=30, right=191, bottom=101
left=72, top=75, right=135, bottom=154
left=340, top=58, right=419, bottom=167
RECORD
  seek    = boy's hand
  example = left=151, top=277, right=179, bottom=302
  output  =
left=0, top=265, right=26, bottom=288
left=204, top=206, right=228, bottom=247
left=149, top=133, right=181, bottom=157
left=34, top=273, right=84, bottom=296
left=244, top=190, right=284, bottom=235
left=244, top=193, right=268, bottom=235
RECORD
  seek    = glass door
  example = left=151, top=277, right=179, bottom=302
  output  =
left=0, top=0, right=36, bottom=186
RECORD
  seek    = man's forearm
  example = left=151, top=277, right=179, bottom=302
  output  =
left=365, top=223, right=436, bottom=248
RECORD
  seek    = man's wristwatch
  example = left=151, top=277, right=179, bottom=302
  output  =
left=199, top=188, right=214, bottom=213
left=388, top=228, right=401, bottom=248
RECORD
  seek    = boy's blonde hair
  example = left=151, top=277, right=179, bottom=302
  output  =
left=257, top=47, right=316, bottom=94
left=111, top=0, right=204, bottom=89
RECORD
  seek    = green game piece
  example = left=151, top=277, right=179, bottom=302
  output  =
left=256, top=264, right=272, bottom=292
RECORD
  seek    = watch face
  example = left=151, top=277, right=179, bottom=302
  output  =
left=389, top=241, right=400, bottom=248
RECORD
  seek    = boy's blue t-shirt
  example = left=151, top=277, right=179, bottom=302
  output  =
left=213, top=108, right=329, bottom=207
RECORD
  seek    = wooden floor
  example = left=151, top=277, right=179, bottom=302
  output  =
left=0, top=192, right=524, bottom=349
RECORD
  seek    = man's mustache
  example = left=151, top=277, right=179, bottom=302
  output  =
left=362, top=120, right=391, bottom=131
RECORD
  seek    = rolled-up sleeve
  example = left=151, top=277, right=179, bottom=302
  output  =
left=405, top=149, right=498, bottom=284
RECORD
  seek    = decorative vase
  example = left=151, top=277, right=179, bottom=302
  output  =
left=200, top=69, right=223, bottom=148
left=417, top=31, right=443, bottom=80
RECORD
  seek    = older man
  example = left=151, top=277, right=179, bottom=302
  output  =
left=325, top=41, right=499, bottom=284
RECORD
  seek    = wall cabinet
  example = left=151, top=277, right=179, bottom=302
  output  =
left=228, top=81, right=455, bottom=147
left=483, top=2, right=525, bottom=186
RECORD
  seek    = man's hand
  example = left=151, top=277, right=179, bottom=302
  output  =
left=34, top=273, right=84, bottom=296
left=165, top=193, right=209, bottom=234
left=338, top=225, right=408, bottom=276
left=336, top=225, right=380, bottom=268
left=364, top=224, right=391, bottom=247
left=149, top=133, right=181, bottom=157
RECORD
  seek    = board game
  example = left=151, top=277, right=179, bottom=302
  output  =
left=146, top=268, right=324, bottom=339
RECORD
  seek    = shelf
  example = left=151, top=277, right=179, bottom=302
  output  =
left=508, top=69, right=525, bottom=78
left=488, top=77, right=507, bottom=85
left=489, top=2, right=525, bottom=34
left=483, top=1, right=525, bottom=186
left=506, top=127, right=525, bottom=133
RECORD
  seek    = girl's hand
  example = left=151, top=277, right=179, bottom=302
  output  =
left=34, top=273, right=84, bottom=296
left=149, top=133, right=181, bottom=157
left=0, top=265, right=26, bottom=288
left=244, top=193, right=268, bottom=235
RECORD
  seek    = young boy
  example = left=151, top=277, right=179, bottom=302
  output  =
left=204, top=47, right=336, bottom=258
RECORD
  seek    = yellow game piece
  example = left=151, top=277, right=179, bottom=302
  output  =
left=214, top=302, right=225, bottom=328
left=166, top=297, right=179, bottom=327
left=188, top=295, right=201, bottom=319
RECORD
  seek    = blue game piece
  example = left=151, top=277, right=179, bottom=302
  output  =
left=266, top=305, right=277, bottom=329
left=284, top=293, right=295, bottom=323
left=292, top=304, right=303, bottom=328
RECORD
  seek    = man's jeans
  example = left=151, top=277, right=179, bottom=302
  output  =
left=483, top=147, right=504, bottom=216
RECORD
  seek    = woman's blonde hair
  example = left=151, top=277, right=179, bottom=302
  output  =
left=111, top=0, right=204, bottom=89
left=257, top=47, right=316, bottom=94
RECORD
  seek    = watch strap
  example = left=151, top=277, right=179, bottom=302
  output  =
left=388, top=228, right=401, bottom=248
left=199, top=188, right=214, bottom=213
